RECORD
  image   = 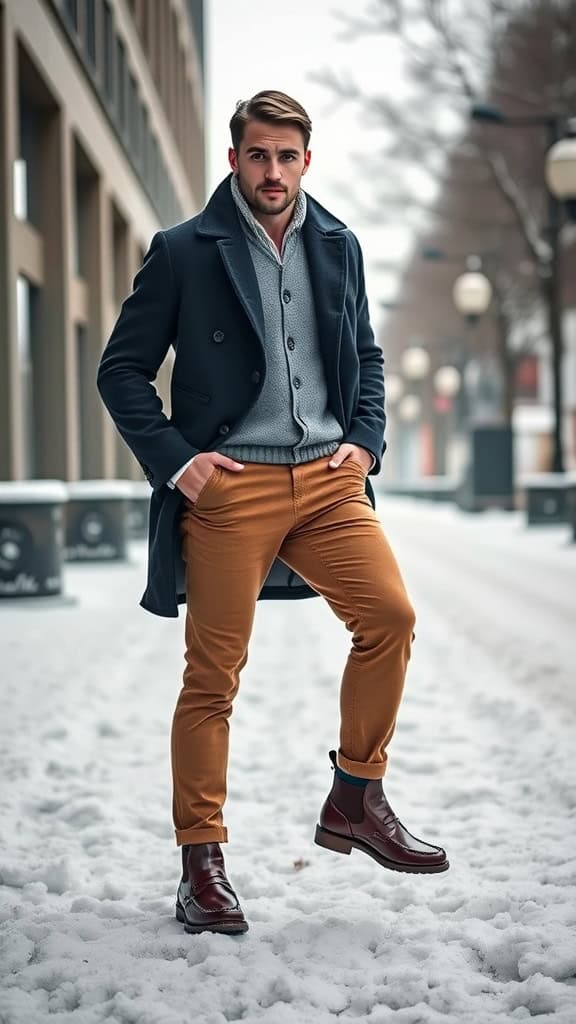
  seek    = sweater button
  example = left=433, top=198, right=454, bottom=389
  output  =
left=282, top=290, right=291, bottom=304
left=286, top=337, right=295, bottom=351
left=250, top=371, right=261, bottom=384
left=293, top=376, right=302, bottom=389
left=219, top=424, right=230, bottom=435
left=213, top=330, right=225, bottom=343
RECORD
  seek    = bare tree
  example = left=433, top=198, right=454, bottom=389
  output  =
left=313, top=0, right=576, bottom=338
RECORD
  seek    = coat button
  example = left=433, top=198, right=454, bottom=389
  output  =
left=250, top=371, right=261, bottom=384
left=286, top=336, right=295, bottom=351
left=213, top=330, right=225, bottom=343
left=282, top=290, right=291, bottom=304
left=219, top=424, right=230, bottom=435
left=293, top=376, right=302, bottom=389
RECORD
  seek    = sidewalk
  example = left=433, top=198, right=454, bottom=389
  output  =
left=1, top=499, right=575, bottom=1024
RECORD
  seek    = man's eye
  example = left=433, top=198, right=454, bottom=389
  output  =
left=250, top=153, right=264, bottom=160
left=282, top=154, right=296, bottom=161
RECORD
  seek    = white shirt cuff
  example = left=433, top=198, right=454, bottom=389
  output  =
left=167, top=455, right=197, bottom=490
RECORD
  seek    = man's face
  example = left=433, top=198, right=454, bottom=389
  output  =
left=228, top=119, right=311, bottom=217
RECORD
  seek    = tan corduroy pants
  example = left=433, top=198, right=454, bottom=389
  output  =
left=172, top=457, right=415, bottom=846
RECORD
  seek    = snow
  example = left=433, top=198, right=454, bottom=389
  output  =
left=0, top=482, right=68, bottom=504
left=66, top=482, right=134, bottom=500
left=1, top=497, right=575, bottom=1024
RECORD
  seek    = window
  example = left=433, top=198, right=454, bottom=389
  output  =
left=75, top=324, right=90, bottom=478
left=16, top=276, right=38, bottom=478
left=128, top=72, right=139, bottom=156
left=103, top=2, right=114, bottom=100
left=13, top=159, right=27, bottom=220
left=73, top=167, right=90, bottom=277
left=141, top=104, right=149, bottom=180
left=85, top=0, right=97, bottom=66
left=116, top=37, right=126, bottom=131
left=64, top=0, right=79, bottom=32
left=17, top=101, right=41, bottom=228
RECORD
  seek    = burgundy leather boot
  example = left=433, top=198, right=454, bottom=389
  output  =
left=315, top=750, right=449, bottom=874
left=175, top=842, right=249, bottom=934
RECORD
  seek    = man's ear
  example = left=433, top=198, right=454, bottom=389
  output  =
left=302, top=150, right=312, bottom=175
left=228, top=147, right=238, bottom=172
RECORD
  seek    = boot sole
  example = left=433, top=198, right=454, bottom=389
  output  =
left=175, top=903, right=249, bottom=935
left=314, top=824, right=450, bottom=874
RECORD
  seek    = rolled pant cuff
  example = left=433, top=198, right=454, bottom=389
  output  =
left=337, top=749, right=387, bottom=780
left=175, top=826, right=228, bottom=846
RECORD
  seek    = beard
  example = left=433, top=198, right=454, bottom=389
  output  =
left=238, top=175, right=297, bottom=217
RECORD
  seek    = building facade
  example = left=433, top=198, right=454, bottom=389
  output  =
left=0, top=0, right=205, bottom=482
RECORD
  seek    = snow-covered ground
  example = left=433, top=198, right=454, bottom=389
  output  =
left=1, top=497, right=575, bottom=1024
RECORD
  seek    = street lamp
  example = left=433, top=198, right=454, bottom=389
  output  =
left=452, top=258, right=493, bottom=321
left=452, top=259, right=498, bottom=426
left=401, top=345, right=431, bottom=380
left=433, top=365, right=462, bottom=476
left=449, top=247, right=513, bottom=508
left=397, top=394, right=421, bottom=422
left=434, top=365, right=461, bottom=398
left=545, top=119, right=576, bottom=221
left=471, top=104, right=576, bottom=471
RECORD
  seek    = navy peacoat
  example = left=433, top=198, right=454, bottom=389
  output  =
left=97, top=176, right=386, bottom=617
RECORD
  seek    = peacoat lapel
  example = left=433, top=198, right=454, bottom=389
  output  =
left=196, top=177, right=266, bottom=349
left=217, top=237, right=266, bottom=348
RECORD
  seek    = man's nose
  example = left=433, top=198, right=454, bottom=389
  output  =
left=265, top=161, right=282, bottom=180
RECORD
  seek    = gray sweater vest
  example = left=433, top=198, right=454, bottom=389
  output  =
left=218, top=176, right=343, bottom=464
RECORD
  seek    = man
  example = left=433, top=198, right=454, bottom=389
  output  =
left=97, top=90, right=448, bottom=937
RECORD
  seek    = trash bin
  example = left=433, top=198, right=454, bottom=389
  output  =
left=456, top=426, right=515, bottom=512
left=0, top=481, right=68, bottom=599
left=65, top=480, right=132, bottom=561
left=127, top=481, right=151, bottom=540
left=522, top=474, right=570, bottom=525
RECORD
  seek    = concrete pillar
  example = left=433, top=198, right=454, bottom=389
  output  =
left=34, top=105, right=79, bottom=480
left=0, top=5, right=21, bottom=478
left=83, top=171, right=116, bottom=478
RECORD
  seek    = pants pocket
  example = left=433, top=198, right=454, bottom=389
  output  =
left=191, top=466, right=222, bottom=510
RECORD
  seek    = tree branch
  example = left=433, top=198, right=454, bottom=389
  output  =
left=483, top=148, right=552, bottom=264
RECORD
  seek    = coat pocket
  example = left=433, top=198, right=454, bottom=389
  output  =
left=172, top=382, right=211, bottom=403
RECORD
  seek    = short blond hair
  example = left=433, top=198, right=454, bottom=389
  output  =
left=230, top=90, right=312, bottom=150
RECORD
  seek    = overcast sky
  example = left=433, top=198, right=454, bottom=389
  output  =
left=205, top=0, right=418, bottom=316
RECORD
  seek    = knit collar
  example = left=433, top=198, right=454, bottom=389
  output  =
left=230, top=173, right=307, bottom=263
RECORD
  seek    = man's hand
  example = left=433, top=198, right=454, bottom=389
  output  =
left=176, top=452, right=244, bottom=502
left=328, top=444, right=373, bottom=474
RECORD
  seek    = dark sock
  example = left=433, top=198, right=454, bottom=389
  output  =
left=334, top=763, right=370, bottom=787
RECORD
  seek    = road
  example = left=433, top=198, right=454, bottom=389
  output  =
left=1, top=496, right=575, bottom=1024
left=378, top=496, right=576, bottom=714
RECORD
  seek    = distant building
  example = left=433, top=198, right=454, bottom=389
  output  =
left=0, top=0, right=205, bottom=481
